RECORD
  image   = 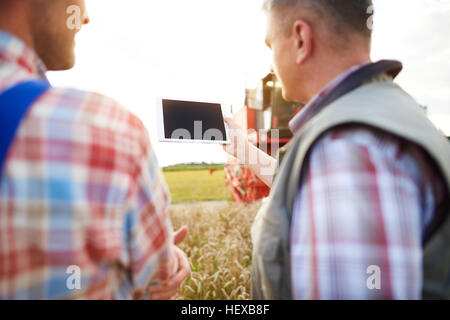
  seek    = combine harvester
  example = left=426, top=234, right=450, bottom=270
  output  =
left=225, top=74, right=302, bottom=203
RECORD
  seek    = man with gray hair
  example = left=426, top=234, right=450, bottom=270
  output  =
left=226, top=0, right=450, bottom=299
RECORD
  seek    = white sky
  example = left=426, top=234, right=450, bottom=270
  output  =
left=48, top=0, right=450, bottom=166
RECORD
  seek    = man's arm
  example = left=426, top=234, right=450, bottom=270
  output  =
left=291, top=126, right=430, bottom=300
left=223, top=118, right=277, bottom=187
left=119, top=124, right=189, bottom=300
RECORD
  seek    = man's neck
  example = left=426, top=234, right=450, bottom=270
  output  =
left=304, top=54, right=371, bottom=103
left=0, top=4, right=34, bottom=52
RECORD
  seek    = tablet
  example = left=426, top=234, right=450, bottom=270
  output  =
left=156, top=97, right=230, bottom=144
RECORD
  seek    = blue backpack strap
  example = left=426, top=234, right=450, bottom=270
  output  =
left=0, top=79, right=51, bottom=178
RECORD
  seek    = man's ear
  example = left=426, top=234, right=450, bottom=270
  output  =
left=292, top=19, right=313, bottom=65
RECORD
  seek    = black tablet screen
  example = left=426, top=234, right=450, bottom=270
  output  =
left=162, top=99, right=227, bottom=142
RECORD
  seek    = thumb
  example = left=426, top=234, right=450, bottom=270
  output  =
left=173, top=226, right=188, bottom=245
left=224, top=117, right=235, bottom=127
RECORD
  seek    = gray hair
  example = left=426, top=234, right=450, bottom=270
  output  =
left=262, top=0, right=373, bottom=39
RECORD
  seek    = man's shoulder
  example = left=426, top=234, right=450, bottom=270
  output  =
left=24, top=86, right=154, bottom=165
left=314, top=124, right=414, bottom=154
left=307, top=124, right=436, bottom=179
left=32, top=86, right=147, bottom=141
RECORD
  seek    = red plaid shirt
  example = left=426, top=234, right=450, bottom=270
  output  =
left=0, top=31, right=176, bottom=299
left=290, top=65, right=448, bottom=299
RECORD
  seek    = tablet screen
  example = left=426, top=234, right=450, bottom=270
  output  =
left=161, top=99, right=227, bottom=142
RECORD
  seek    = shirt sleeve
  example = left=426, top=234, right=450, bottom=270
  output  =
left=116, top=122, right=176, bottom=299
left=290, top=126, right=431, bottom=300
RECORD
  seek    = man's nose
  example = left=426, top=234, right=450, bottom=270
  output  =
left=83, top=12, right=90, bottom=25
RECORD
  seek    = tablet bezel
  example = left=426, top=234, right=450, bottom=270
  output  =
left=156, top=96, right=231, bottom=144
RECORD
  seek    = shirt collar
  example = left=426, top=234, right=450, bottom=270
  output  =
left=289, top=62, right=371, bottom=133
left=0, top=30, right=48, bottom=79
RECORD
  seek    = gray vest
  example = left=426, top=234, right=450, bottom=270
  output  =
left=251, top=74, right=450, bottom=300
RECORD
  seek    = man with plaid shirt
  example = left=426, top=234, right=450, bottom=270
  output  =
left=0, top=0, right=190, bottom=299
left=225, top=0, right=450, bottom=299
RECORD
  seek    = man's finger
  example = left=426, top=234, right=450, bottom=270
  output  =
left=173, top=226, right=188, bottom=245
left=150, top=288, right=179, bottom=300
left=156, top=267, right=190, bottom=292
left=148, top=247, right=191, bottom=294
left=224, top=117, right=238, bottom=130
left=147, top=271, right=188, bottom=294
left=162, top=249, right=191, bottom=291
left=149, top=286, right=179, bottom=296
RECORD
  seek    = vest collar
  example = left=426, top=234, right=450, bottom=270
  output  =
left=289, top=60, right=403, bottom=134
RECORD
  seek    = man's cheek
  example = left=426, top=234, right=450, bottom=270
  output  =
left=272, top=51, right=281, bottom=76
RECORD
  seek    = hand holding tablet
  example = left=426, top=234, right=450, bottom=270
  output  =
left=156, top=97, right=230, bottom=144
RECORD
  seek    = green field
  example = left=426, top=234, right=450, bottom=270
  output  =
left=163, top=169, right=232, bottom=203
left=163, top=163, right=224, bottom=172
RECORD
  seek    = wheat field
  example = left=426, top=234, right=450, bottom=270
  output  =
left=168, top=201, right=262, bottom=300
